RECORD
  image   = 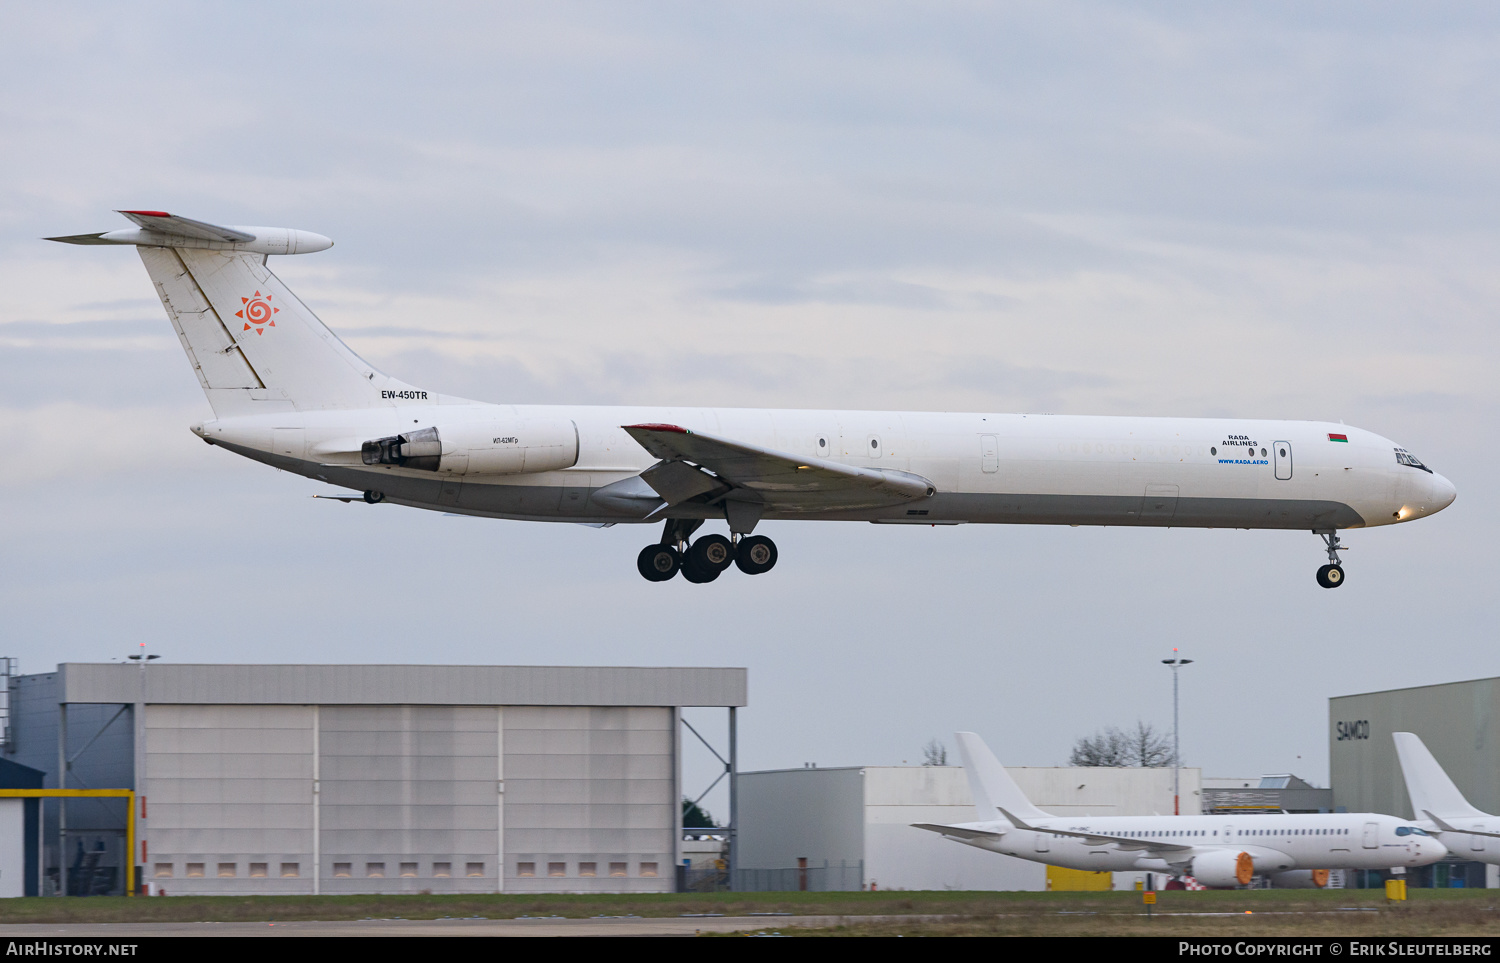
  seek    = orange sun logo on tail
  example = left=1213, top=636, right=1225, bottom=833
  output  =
left=235, top=291, right=279, bottom=335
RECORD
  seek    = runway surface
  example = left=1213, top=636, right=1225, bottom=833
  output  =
left=0, top=915, right=870, bottom=937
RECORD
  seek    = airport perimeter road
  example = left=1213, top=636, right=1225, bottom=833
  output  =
left=0, top=916, right=879, bottom=937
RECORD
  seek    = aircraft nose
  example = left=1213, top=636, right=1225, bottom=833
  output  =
left=1431, top=473, right=1457, bottom=512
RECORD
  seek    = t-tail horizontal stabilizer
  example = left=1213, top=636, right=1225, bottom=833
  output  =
left=47, top=210, right=332, bottom=255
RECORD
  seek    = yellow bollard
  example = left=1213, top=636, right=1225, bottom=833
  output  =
left=1385, top=878, right=1407, bottom=903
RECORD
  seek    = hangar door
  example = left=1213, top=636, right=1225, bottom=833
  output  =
left=143, top=705, right=503, bottom=894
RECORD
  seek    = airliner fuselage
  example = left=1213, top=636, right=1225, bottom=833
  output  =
left=198, top=405, right=1451, bottom=531
left=51, top=211, right=1456, bottom=585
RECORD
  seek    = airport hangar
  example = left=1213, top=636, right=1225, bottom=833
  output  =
left=1331, top=675, right=1500, bottom=817
left=9, top=662, right=745, bottom=896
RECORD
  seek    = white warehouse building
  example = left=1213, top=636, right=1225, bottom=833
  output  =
left=11, top=662, right=745, bottom=896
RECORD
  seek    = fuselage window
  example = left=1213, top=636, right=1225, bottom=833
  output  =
left=1210, top=447, right=1217, bottom=455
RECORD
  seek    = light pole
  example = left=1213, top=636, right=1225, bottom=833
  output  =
left=127, top=645, right=160, bottom=692
left=1161, top=650, right=1193, bottom=816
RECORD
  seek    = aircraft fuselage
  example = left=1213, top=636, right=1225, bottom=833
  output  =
left=196, top=404, right=1453, bottom=530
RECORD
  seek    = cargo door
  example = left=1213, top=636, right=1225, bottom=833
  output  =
left=981, top=434, right=999, bottom=474
left=437, top=478, right=463, bottom=506
left=1274, top=441, right=1293, bottom=480
left=271, top=427, right=304, bottom=460
left=1141, top=484, right=1179, bottom=521
left=560, top=484, right=591, bottom=514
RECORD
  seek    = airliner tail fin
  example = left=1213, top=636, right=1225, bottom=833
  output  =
left=52, top=211, right=429, bottom=418
left=1394, top=732, right=1486, bottom=821
left=953, top=731, right=1050, bottom=824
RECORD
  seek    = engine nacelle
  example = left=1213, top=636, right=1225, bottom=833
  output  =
left=362, top=419, right=578, bottom=475
left=1266, top=869, right=1329, bottom=889
left=1188, top=850, right=1255, bottom=888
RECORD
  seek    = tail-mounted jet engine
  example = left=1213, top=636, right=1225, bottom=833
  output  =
left=362, top=420, right=578, bottom=475
left=363, top=427, right=443, bottom=471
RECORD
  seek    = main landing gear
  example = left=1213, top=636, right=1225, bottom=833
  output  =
left=1315, top=530, right=1346, bottom=589
left=636, top=519, right=778, bottom=583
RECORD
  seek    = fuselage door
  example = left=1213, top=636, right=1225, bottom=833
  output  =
left=1362, top=822, right=1379, bottom=849
left=1034, top=831, right=1050, bottom=853
left=1274, top=441, right=1293, bottom=481
left=1141, top=484, right=1179, bottom=520
left=1472, top=823, right=1487, bottom=853
left=981, top=434, right=999, bottom=474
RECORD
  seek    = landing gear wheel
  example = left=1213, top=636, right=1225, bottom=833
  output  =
left=637, top=544, right=681, bottom=582
left=1314, top=531, right=1347, bottom=589
left=363, top=490, right=385, bottom=504
left=1316, top=564, right=1345, bottom=589
left=689, top=534, right=735, bottom=574
left=734, top=535, right=778, bottom=575
left=680, top=555, right=720, bottom=583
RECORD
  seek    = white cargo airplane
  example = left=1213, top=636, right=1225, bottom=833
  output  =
left=1394, top=731, right=1500, bottom=864
left=51, top=211, right=1456, bottom=584
left=911, top=732, right=1446, bottom=888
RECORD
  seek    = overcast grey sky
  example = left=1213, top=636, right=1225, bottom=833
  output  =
left=3, top=3, right=1496, bottom=816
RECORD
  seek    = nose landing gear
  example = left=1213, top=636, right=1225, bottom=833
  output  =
left=1315, top=530, right=1346, bottom=589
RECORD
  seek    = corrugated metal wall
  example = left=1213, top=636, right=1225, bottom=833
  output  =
left=320, top=707, right=501, bottom=894
left=142, top=703, right=673, bottom=895
left=1330, top=678, right=1500, bottom=818
left=146, top=705, right=315, bottom=893
left=504, top=706, right=674, bottom=893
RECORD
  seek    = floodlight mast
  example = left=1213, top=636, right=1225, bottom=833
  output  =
left=1161, top=651, right=1193, bottom=816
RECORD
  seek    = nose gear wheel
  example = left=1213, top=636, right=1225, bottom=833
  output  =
left=1314, top=531, right=1347, bottom=589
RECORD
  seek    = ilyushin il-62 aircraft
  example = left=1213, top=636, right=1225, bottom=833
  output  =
left=51, top=211, right=1455, bottom=585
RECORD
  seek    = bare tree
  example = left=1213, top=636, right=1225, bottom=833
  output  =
left=1069, top=721, right=1176, bottom=767
left=921, top=738, right=948, bottom=767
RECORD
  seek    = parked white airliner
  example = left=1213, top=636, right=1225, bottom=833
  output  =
left=51, top=211, right=1456, bottom=584
left=912, top=732, right=1446, bottom=888
left=1395, top=732, right=1500, bottom=865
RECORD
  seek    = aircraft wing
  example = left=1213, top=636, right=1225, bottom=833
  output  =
left=995, top=806, right=1194, bottom=854
left=910, top=823, right=1005, bottom=841
left=623, top=423, right=935, bottom=513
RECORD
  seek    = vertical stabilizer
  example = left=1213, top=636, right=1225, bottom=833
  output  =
left=139, top=247, right=426, bottom=417
left=1393, top=732, right=1487, bottom=821
left=953, top=731, right=1050, bottom=824
left=51, top=212, right=432, bottom=418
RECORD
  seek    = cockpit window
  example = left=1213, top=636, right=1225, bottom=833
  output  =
left=1394, top=448, right=1433, bottom=473
left=1394, top=826, right=1431, bottom=836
